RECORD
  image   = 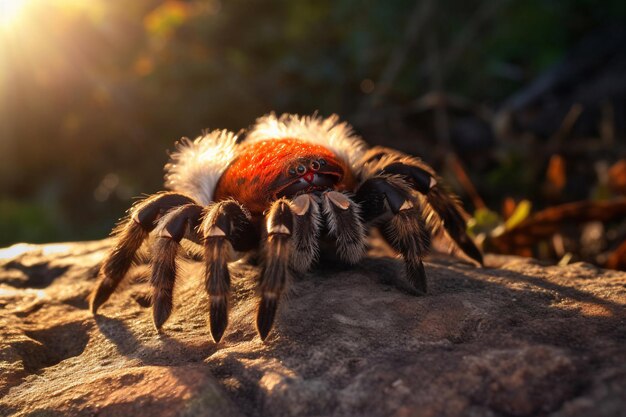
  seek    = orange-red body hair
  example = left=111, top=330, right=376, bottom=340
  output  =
left=214, top=138, right=354, bottom=214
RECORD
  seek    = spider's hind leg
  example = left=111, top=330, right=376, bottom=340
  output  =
left=425, top=185, right=483, bottom=265
left=355, top=176, right=431, bottom=294
left=90, top=192, right=196, bottom=314
left=359, top=147, right=483, bottom=265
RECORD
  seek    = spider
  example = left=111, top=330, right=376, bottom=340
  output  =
left=90, top=113, right=482, bottom=342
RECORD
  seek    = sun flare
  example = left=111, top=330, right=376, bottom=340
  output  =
left=0, top=0, right=29, bottom=28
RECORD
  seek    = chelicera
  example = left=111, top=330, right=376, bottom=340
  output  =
left=90, top=113, right=482, bottom=342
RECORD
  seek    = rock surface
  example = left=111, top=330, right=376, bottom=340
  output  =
left=0, top=239, right=625, bottom=417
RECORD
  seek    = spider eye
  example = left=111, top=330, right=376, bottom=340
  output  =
left=310, top=160, right=320, bottom=171
left=288, top=167, right=296, bottom=176
left=319, top=158, right=327, bottom=166
left=296, top=164, right=306, bottom=174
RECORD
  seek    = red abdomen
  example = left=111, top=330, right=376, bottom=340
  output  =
left=214, top=138, right=353, bottom=214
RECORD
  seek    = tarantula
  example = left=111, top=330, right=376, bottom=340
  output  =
left=90, top=113, right=482, bottom=342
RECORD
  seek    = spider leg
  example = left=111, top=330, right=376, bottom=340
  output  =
left=355, top=176, right=431, bottom=294
left=424, top=185, right=483, bottom=265
left=201, top=200, right=256, bottom=343
left=290, top=194, right=322, bottom=272
left=360, top=147, right=483, bottom=265
left=321, top=191, right=366, bottom=264
left=150, top=203, right=204, bottom=330
left=257, top=199, right=294, bottom=341
left=90, top=192, right=196, bottom=314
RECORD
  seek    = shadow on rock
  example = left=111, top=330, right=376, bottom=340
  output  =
left=94, top=315, right=216, bottom=366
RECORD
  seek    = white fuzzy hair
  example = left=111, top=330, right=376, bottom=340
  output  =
left=164, top=113, right=369, bottom=204
left=164, top=129, right=238, bottom=205
left=245, top=113, right=368, bottom=170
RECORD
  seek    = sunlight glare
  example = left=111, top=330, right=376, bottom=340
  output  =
left=0, top=0, right=29, bottom=28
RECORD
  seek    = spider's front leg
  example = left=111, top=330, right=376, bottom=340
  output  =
left=355, top=176, right=431, bottom=294
left=201, top=200, right=257, bottom=342
left=256, top=199, right=294, bottom=340
left=90, top=192, right=196, bottom=314
left=359, top=147, right=483, bottom=266
left=257, top=191, right=366, bottom=340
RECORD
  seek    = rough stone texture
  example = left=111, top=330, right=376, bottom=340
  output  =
left=0, top=239, right=625, bottom=417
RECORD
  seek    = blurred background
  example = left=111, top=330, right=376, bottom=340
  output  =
left=1, top=0, right=625, bottom=268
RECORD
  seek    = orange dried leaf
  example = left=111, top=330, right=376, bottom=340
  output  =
left=546, top=154, right=566, bottom=192
left=605, top=239, right=626, bottom=270
left=608, top=160, right=626, bottom=195
left=502, top=197, right=516, bottom=221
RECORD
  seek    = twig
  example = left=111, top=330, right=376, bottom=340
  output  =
left=410, top=92, right=494, bottom=123
left=440, top=1, right=508, bottom=76
left=427, top=34, right=451, bottom=148
left=449, top=154, right=486, bottom=210
left=600, top=101, right=615, bottom=145
left=550, top=103, right=584, bottom=145
left=365, top=0, right=434, bottom=109
left=490, top=198, right=626, bottom=250
left=419, top=0, right=510, bottom=80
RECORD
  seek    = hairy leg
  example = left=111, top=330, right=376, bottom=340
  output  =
left=256, top=199, right=294, bottom=341
left=150, top=203, right=204, bottom=329
left=355, top=175, right=431, bottom=293
left=357, top=147, right=482, bottom=265
left=201, top=200, right=256, bottom=342
left=90, top=192, right=196, bottom=314
left=381, top=202, right=431, bottom=294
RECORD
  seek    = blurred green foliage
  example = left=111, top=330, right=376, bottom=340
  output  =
left=0, top=0, right=624, bottom=245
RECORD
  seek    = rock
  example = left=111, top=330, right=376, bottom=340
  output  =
left=1, top=240, right=625, bottom=417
